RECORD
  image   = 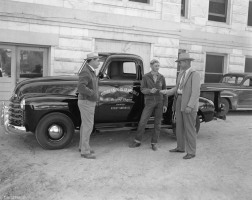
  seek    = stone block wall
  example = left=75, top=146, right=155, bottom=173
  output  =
left=2, top=0, right=251, bottom=82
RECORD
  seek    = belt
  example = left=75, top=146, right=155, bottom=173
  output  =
left=177, top=93, right=182, bottom=95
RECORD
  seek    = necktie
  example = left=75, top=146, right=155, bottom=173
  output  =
left=179, top=71, right=186, bottom=90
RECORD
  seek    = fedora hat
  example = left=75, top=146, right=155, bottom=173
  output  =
left=85, top=52, right=101, bottom=60
left=175, top=53, right=195, bottom=62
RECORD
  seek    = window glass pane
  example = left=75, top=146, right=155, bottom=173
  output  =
left=129, top=0, right=149, bottom=3
left=205, top=54, right=224, bottom=83
left=245, top=57, right=252, bottom=73
left=208, top=0, right=227, bottom=22
left=237, top=77, right=243, bottom=84
left=243, top=79, right=250, bottom=86
left=205, top=73, right=223, bottom=83
left=181, top=0, right=185, bottom=16
left=209, top=0, right=226, bottom=15
left=19, top=50, right=43, bottom=78
left=222, top=76, right=236, bottom=84
left=123, top=62, right=136, bottom=74
left=248, top=1, right=252, bottom=26
left=0, top=48, right=11, bottom=77
left=205, top=54, right=224, bottom=73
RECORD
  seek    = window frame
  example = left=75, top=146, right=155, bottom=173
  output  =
left=245, top=56, right=252, bottom=73
left=248, top=0, right=252, bottom=26
left=208, top=0, right=229, bottom=23
left=104, top=59, right=138, bottom=81
left=204, top=53, right=226, bottom=83
left=181, top=0, right=189, bottom=18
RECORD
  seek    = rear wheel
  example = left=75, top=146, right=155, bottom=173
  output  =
left=35, top=112, right=74, bottom=149
left=220, top=98, right=230, bottom=115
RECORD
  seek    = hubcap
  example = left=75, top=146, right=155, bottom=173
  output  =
left=48, top=125, right=63, bottom=140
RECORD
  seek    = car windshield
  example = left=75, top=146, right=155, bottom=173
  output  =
left=221, top=76, right=244, bottom=85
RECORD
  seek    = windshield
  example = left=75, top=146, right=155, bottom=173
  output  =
left=95, top=57, right=105, bottom=76
left=221, top=76, right=244, bottom=84
left=77, top=56, right=106, bottom=76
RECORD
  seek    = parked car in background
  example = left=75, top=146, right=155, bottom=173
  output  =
left=202, top=73, right=252, bottom=115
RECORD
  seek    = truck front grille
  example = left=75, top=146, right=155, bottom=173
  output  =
left=8, top=100, right=24, bottom=126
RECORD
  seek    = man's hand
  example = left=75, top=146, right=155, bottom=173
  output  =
left=185, top=106, right=192, bottom=114
left=159, top=90, right=167, bottom=94
left=163, top=106, right=167, bottom=113
left=150, top=88, right=158, bottom=93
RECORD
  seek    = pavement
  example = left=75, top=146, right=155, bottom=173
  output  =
left=0, top=111, right=252, bottom=200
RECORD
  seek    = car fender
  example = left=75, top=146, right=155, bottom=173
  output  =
left=23, top=94, right=80, bottom=132
left=220, top=90, right=238, bottom=110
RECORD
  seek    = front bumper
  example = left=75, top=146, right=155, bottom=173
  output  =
left=1, top=101, right=27, bottom=134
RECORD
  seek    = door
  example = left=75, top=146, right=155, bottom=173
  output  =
left=0, top=45, right=16, bottom=100
left=17, top=47, right=48, bottom=83
left=237, top=77, right=252, bottom=109
left=96, top=59, right=143, bottom=123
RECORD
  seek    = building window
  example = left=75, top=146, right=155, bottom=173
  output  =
left=0, top=48, right=12, bottom=77
left=248, top=1, right=252, bottom=26
left=181, top=0, right=186, bottom=17
left=205, top=54, right=224, bottom=83
left=245, top=57, right=252, bottom=73
left=129, top=0, right=149, bottom=3
left=208, top=0, right=228, bottom=23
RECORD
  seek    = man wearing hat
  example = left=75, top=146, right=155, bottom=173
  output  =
left=77, top=52, right=101, bottom=159
left=160, top=52, right=201, bottom=159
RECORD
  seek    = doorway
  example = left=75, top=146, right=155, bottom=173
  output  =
left=0, top=44, right=48, bottom=100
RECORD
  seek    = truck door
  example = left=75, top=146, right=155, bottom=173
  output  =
left=96, top=59, right=143, bottom=123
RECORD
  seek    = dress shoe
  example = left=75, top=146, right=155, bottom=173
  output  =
left=183, top=154, right=195, bottom=159
left=151, top=144, right=157, bottom=151
left=129, top=142, right=141, bottom=148
left=81, top=153, right=96, bottom=159
left=169, top=148, right=185, bottom=153
left=79, top=149, right=95, bottom=154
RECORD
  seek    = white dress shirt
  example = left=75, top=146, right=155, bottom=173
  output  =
left=177, top=68, right=190, bottom=94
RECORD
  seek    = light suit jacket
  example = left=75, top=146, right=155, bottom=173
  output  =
left=166, top=68, right=201, bottom=112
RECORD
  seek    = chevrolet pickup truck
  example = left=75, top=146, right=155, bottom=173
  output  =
left=1, top=53, right=225, bottom=149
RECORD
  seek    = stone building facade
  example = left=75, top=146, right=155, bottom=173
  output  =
left=0, top=0, right=252, bottom=100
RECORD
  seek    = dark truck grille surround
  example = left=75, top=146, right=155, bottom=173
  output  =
left=8, top=99, right=24, bottom=126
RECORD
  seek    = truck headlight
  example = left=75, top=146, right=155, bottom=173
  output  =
left=20, top=98, right=25, bottom=109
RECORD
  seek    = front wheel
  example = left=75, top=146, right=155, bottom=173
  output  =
left=35, top=112, right=74, bottom=150
left=172, top=115, right=200, bottom=136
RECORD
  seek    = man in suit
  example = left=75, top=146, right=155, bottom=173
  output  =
left=160, top=53, right=200, bottom=159
left=129, top=59, right=168, bottom=151
left=77, top=52, right=101, bottom=159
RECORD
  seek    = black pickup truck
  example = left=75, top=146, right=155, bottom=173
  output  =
left=1, top=53, right=225, bottom=149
